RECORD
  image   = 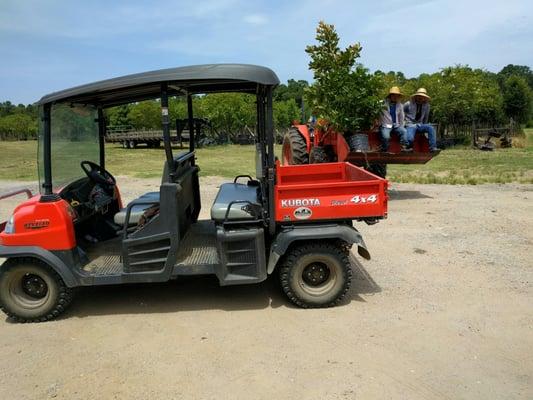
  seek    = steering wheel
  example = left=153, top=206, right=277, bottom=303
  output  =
left=80, top=161, right=116, bottom=190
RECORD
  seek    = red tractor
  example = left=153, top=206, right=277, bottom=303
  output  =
left=282, top=122, right=440, bottom=177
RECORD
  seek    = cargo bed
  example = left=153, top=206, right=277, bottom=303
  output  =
left=274, top=162, right=387, bottom=222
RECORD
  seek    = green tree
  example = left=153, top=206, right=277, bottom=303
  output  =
left=106, top=104, right=131, bottom=127
left=0, top=113, right=38, bottom=140
left=498, top=64, right=533, bottom=90
left=305, top=21, right=382, bottom=132
left=129, top=101, right=160, bottom=130
left=502, top=75, right=533, bottom=124
left=273, top=99, right=301, bottom=129
left=200, top=93, right=255, bottom=135
left=401, top=66, right=504, bottom=129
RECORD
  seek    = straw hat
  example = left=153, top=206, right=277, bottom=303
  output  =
left=388, top=86, right=402, bottom=96
left=412, top=87, right=430, bottom=99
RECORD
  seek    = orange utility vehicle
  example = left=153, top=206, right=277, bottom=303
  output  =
left=0, top=64, right=387, bottom=322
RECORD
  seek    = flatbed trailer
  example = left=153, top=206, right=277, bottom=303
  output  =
left=106, top=127, right=168, bottom=148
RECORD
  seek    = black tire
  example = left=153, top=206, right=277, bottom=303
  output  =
left=122, top=140, right=128, bottom=149
left=282, top=128, right=309, bottom=165
left=366, top=163, right=387, bottom=178
left=309, top=146, right=330, bottom=163
left=279, top=243, right=352, bottom=308
left=128, top=140, right=136, bottom=149
left=0, top=259, right=74, bottom=322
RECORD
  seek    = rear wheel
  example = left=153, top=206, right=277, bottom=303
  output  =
left=282, top=128, right=309, bottom=165
left=279, top=243, right=352, bottom=308
left=0, top=259, right=73, bottom=322
left=122, top=140, right=128, bottom=149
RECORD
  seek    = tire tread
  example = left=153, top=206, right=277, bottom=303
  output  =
left=279, top=242, right=352, bottom=308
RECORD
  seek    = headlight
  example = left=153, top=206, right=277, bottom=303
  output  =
left=4, top=216, right=15, bottom=234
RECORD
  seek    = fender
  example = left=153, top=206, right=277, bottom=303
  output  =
left=0, top=245, right=79, bottom=287
left=267, top=224, right=371, bottom=274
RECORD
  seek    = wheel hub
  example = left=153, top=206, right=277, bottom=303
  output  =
left=302, top=263, right=330, bottom=286
left=21, top=274, right=48, bottom=299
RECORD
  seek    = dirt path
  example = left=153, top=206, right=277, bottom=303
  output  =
left=0, top=179, right=531, bottom=399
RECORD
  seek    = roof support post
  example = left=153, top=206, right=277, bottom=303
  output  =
left=187, top=93, right=195, bottom=158
left=97, top=107, right=106, bottom=168
left=42, top=103, right=53, bottom=195
left=265, top=86, right=276, bottom=235
left=160, top=83, right=174, bottom=171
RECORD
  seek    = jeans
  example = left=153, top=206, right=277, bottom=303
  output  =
left=406, top=124, right=437, bottom=150
left=379, top=126, right=408, bottom=152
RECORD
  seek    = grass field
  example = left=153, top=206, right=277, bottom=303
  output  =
left=1, top=130, right=532, bottom=184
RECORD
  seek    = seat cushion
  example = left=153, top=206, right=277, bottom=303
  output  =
left=114, top=192, right=160, bottom=226
left=211, top=183, right=260, bottom=221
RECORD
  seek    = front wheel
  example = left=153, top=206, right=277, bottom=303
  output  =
left=279, top=243, right=352, bottom=308
left=0, top=259, right=74, bottom=322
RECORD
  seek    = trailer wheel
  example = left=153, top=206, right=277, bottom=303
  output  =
left=282, top=128, right=309, bottom=165
left=0, top=259, right=74, bottom=322
left=366, top=163, right=387, bottom=178
left=122, top=140, right=128, bottom=149
left=128, top=140, right=136, bottom=149
left=279, top=243, right=352, bottom=308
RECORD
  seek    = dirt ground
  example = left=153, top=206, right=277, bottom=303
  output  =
left=0, top=177, right=531, bottom=400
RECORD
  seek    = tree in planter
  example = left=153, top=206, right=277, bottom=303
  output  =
left=304, top=21, right=382, bottom=134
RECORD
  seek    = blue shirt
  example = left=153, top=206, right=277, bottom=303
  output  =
left=389, top=103, right=397, bottom=124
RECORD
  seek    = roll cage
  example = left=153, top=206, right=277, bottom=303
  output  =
left=37, top=63, right=280, bottom=234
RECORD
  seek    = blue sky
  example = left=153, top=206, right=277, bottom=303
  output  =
left=1, top=0, right=532, bottom=104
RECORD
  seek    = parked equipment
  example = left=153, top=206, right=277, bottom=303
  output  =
left=0, top=64, right=386, bottom=322
left=283, top=123, right=441, bottom=177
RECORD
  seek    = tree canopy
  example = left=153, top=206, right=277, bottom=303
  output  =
left=304, top=21, right=383, bottom=132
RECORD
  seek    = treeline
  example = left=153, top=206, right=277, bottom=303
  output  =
left=1, top=64, right=531, bottom=140
left=105, top=93, right=301, bottom=134
left=0, top=102, right=39, bottom=140
left=375, top=64, right=533, bottom=135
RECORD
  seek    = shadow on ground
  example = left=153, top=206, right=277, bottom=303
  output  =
left=50, top=255, right=381, bottom=319
left=388, top=188, right=432, bottom=201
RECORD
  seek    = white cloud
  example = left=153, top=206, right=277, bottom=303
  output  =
left=243, top=14, right=268, bottom=25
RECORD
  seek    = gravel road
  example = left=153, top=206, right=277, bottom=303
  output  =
left=0, top=177, right=531, bottom=399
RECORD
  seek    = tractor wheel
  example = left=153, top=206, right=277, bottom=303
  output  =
left=366, top=163, right=387, bottom=178
left=279, top=243, right=352, bottom=308
left=0, top=259, right=74, bottom=322
left=282, top=128, right=309, bottom=165
left=310, top=146, right=330, bottom=163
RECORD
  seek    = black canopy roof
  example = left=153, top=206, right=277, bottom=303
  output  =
left=37, top=64, right=280, bottom=107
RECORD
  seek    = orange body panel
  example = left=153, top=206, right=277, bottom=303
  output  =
left=275, top=161, right=388, bottom=222
left=0, top=195, right=76, bottom=250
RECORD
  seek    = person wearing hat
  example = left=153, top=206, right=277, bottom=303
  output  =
left=379, top=86, right=410, bottom=152
left=404, top=88, right=438, bottom=152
